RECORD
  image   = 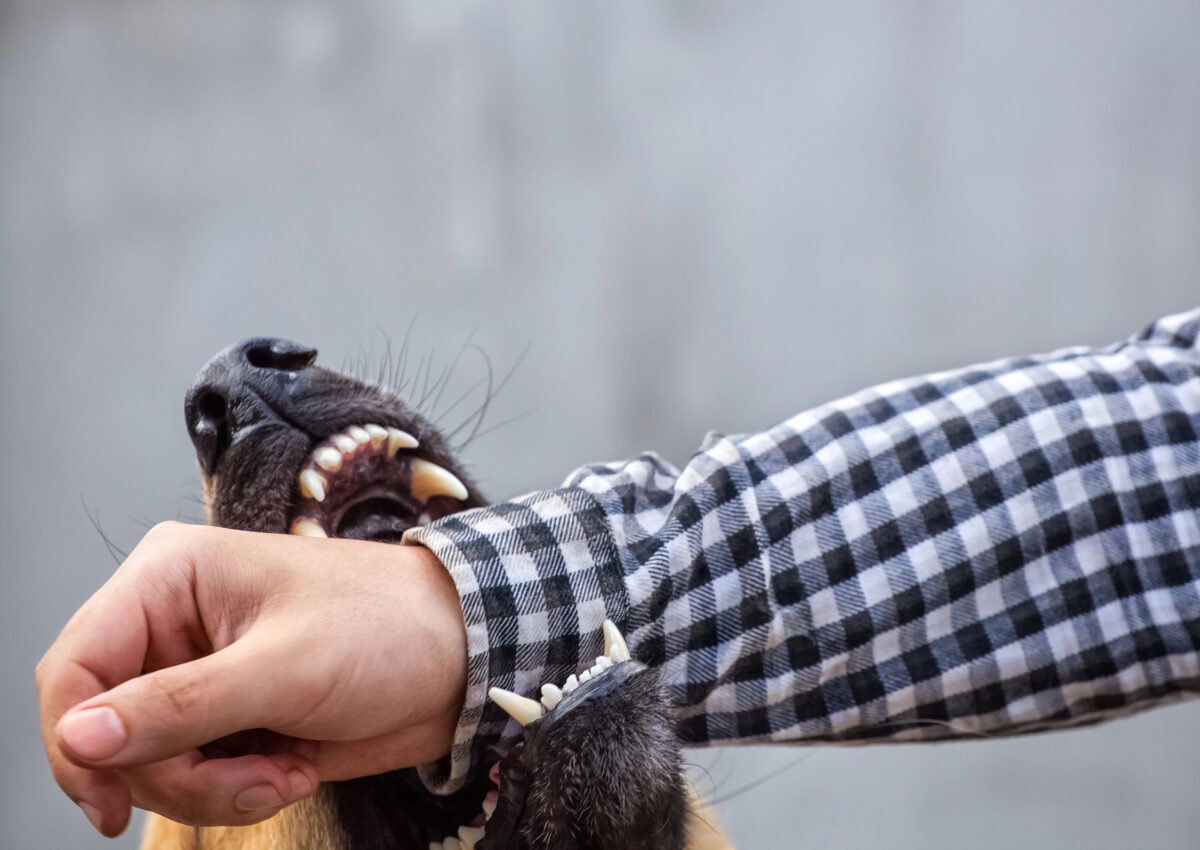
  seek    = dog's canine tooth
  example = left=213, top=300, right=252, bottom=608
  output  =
left=603, top=619, right=632, bottom=663
left=541, top=682, right=563, bottom=710
left=289, top=518, right=327, bottom=537
left=458, top=825, right=485, bottom=849
left=482, top=791, right=498, bottom=820
left=442, top=836, right=463, bottom=850
left=411, top=457, right=469, bottom=502
left=333, top=434, right=358, bottom=454
left=387, top=426, right=419, bottom=455
left=314, top=446, right=343, bottom=472
left=489, top=686, right=544, bottom=726
left=299, top=469, right=327, bottom=502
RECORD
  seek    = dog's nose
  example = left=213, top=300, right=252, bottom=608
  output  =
left=184, top=338, right=318, bottom=475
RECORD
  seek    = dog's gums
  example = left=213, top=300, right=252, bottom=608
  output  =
left=140, top=337, right=730, bottom=850
left=287, top=421, right=466, bottom=540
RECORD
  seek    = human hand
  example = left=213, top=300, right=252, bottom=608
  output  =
left=36, top=521, right=467, bottom=836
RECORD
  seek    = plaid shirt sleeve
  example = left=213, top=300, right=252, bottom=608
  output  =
left=405, top=308, right=1200, bottom=794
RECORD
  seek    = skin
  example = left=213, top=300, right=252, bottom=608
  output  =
left=36, top=521, right=467, bottom=838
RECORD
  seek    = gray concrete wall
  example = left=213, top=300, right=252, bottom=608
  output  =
left=3, top=2, right=1199, bottom=848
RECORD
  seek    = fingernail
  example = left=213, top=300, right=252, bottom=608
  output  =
left=286, top=769, right=313, bottom=799
left=78, top=801, right=103, bottom=833
left=234, top=783, right=284, bottom=813
left=59, top=707, right=127, bottom=761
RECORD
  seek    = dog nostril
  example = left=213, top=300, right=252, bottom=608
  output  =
left=185, top=338, right=317, bottom=476
left=189, top=388, right=232, bottom=475
left=196, top=390, right=227, bottom=424
left=243, top=339, right=318, bottom=373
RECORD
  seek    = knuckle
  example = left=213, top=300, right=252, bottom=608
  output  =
left=34, top=653, right=49, bottom=689
left=142, top=520, right=184, bottom=546
left=147, top=668, right=210, bottom=726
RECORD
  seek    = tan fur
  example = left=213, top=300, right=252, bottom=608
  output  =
left=684, top=794, right=734, bottom=850
left=200, top=474, right=217, bottom=525
left=142, top=791, right=342, bottom=850
left=142, top=787, right=732, bottom=849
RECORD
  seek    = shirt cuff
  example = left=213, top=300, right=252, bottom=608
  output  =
left=403, top=487, right=631, bottom=794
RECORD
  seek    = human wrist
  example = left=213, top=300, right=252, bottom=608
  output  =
left=399, top=541, right=467, bottom=754
left=403, top=489, right=630, bottom=794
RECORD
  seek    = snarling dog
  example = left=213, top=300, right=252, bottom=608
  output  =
left=141, top=338, right=731, bottom=850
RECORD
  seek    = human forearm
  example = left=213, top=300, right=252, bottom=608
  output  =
left=410, top=308, right=1200, bottom=791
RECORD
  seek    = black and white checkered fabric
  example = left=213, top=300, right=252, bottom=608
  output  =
left=407, top=308, right=1200, bottom=794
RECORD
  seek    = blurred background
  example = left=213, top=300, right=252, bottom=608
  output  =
left=4, top=2, right=1200, bottom=848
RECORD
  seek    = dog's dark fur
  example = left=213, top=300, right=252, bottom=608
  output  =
left=140, top=339, right=729, bottom=850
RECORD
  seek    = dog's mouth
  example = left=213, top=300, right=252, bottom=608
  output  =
left=441, top=621, right=638, bottom=850
left=284, top=422, right=470, bottom=543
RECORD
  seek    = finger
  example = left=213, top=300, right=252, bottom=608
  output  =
left=312, top=716, right=459, bottom=781
left=38, top=525, right=213, bottom=809
left=38, top=667, right=132, bottom=835
left=37, top=588, right=150, bottom=832
left=47, top=763, right=133, bottom=838
left=124, top=750, right=318, bottom=826
left=57, top=638, right=286, bottom=770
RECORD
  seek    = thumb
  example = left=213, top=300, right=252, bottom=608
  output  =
left=56, top=639, right=281, bottom=769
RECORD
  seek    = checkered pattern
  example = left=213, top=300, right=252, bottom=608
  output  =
left=406, top=308, right=1200, bottom=794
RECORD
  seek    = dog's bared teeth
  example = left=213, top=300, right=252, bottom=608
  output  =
left=387, top=427, right=419, bottom=455
left=602, top=619, right=632, bottom=663
left=459, top=825, right=485, bottom=849
left=482, top=790, right=498, bottom=820
left=299, top=469, right=327, bottom=502
left=411, top=458, right=468, bottom=502
left=314, top=447, right=343, bottom=472
left=489, top=686, right=543, bottom=726
left=289, top=518, right=327, bottom=537
left=333, top=434, right=357, bottom=454
left=442, top=837, right=462, bottom=850
left=428, top=843, right=444, bottom=850
left=348, top=425, right=371, bottom=445
left=550, top=653, right=614, bottom=704
left=541, top=682, right=563, bottom=711
left=364, top=423, right=388, bottom=449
